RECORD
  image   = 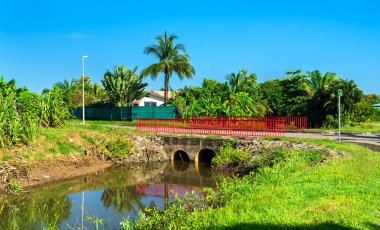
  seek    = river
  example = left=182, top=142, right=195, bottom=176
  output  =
left=0, top=161, right=217, bottom=229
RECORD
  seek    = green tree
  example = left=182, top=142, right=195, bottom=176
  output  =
left=225, top=69, right=258, bottom=94
left=141, top=32, right=195, bottom=106
left=102, top=65, right=148, bottom=118
left=365, top=94, right=380, bottom=105
left=222, top=92, right=266, bottom=117
left=226, top=69, right=269, bottom=116
left=306, top=70, right=340, bottom=127
left=54, top=79, right=77, bottom=107
left=0, top=76, right=27, bottom=97
left=226, top=70, right=246, bottom=94
left=92, top=83, right=107, bottom=101
left=71, top=76, right=96, bottom=107
left=260, top=70, right=310, bottom=116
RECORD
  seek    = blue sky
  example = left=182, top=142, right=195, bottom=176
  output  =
left=0, top=0, right=379, bottom=94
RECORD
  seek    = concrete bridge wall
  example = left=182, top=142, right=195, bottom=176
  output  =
left=162, top=136, right=228, bottom=163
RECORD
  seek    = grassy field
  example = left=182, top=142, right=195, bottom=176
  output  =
left=68, top=119, right=136, bottom=126
left=130, top=138, right=380, bottom=230
left=312, top=121, right=380, bottom=133
left=0, top=122, right=143, bottom=165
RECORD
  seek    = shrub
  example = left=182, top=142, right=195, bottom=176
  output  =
left=0, top=79, right=70, bottom=148
left=102, top=137, right=132, bottom=158
left=40, top=89, right=70, bottom=128
left=212, top=142, right=250, bottom=165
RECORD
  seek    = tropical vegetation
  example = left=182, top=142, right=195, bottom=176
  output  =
left=0, top=77, right=69, bottom=147
left=102, top=65, right=148, bottom=117
left=170, top=69, right=379, bottom=128
left=141, top=32, right=195, bottom=106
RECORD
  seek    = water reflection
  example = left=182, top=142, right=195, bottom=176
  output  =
left=0, top=194, right=71, bottom=229
left=172, top=160, right=190, bottom=172
left=0, top=161, right=217, bottom=229
left=101, top=186, right=143, bottom=214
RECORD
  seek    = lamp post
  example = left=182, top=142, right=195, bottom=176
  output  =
left=338, top=89, right=343, bottom=143
left=82, top=55, right=88, bottom=124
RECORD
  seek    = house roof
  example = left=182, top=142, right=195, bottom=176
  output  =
left=132, top=90, right=175, bottom=105
left=146, top=90, right=173, bottom=99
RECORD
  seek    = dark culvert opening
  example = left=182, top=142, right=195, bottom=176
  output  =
left=172, top=150, right=190, bottom=162
left=197, top=149, right=216, bottom=166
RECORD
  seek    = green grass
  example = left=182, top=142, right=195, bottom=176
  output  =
left=69, top=119, right=136, bottom=126
left=130, top=139, right=380, bottom=230
left=0, top=121, right=146, bottom=166
left=311, top=121, right=380, bottom=133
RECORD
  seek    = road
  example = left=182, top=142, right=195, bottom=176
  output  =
left=285, top=132, right=380, bottom=151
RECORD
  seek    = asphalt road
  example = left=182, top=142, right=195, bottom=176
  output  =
left=285, top=132, right=380, bottom=151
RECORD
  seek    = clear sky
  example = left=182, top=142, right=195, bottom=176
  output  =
left=0, top=0, right=379, bottom=94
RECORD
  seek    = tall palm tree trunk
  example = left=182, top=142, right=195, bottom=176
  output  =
left=164, top=73, right=169, bottom=106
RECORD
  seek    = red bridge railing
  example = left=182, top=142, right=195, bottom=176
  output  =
left=135, top=116, right=288, bottom=137
left=262, top=116, right=307, bottom=130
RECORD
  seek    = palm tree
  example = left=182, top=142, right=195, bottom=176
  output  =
left=141, top=32, right=195, bottom=106
left=225, top=70, right=245, bottom=94
left=306, top=70, right=340, bottom=127
left=92, top=83, right=107, bottom=101
left=306, top=70, right=339, bottom=96
left=54, top=79, right=77, bottom=106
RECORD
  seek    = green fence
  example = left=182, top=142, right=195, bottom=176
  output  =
left=70, top=106, right=175, bottom=120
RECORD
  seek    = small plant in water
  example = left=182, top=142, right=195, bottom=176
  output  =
left=120, top=217, right=134, bottom=230
left=86, top=215, right=104, bottom=229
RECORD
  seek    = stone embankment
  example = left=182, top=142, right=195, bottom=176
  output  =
left=123, top=136, right=168, bottom=163
left=237, top=138, right=322, bottom=153
left=237, top=138, right=342, bottom=159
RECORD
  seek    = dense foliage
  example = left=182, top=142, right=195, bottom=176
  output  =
left=102, top=65, right=148, bottom=107
left=170, top=69, right=379, bottom=128
left=0, top=77, right=69, bottom=147
left=170, top=70, right=270, bottom=118
left=46, top=76, right=108, bottom=108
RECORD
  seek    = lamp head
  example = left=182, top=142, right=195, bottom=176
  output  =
left=82, top=55, right=89, bottom=59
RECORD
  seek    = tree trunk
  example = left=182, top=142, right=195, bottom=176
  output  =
left=164, top=73, right=169, bottom=106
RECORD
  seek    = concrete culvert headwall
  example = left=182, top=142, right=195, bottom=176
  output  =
left=172, top=150, right=190, bottom=162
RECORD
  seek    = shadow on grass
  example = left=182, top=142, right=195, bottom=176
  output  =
left=213, top=222, right=379, bottom=230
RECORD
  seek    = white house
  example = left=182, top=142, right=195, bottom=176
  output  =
left=133, top=90, right=173, bottom=106
left=372, top=103, right=380, bottom=109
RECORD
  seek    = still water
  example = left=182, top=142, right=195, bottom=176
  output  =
left=0, top=161, right=217, bottom=229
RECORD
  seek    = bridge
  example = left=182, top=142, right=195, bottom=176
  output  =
left=162, top=136, right=226, bottom=165
left=136, top=116, right=308, bottom=137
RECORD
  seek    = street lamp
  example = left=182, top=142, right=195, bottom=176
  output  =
left=338, top=89, right=343, bottom=143
left=82, top=55, right=88, bottom=124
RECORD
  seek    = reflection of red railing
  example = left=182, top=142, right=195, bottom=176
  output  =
left=136, top=184, right=202, bottom=199
left=135, top=117, right=287, bottom=137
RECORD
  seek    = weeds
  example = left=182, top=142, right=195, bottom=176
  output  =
left=102, top=137, right=132, bottom=158
left=5, top=179, right=23, bottom=195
